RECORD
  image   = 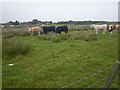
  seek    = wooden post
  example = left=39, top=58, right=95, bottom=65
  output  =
left=104, top=61, right=120, bottom=88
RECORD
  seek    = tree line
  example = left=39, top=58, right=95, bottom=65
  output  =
left=2, top=19, right=118, bottom=25
left=3, top=19, right=53, bottom=25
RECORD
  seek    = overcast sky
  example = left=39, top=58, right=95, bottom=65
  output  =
left=1, top=0, right=119, bottom=23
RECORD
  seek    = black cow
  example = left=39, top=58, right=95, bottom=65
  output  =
left=41, top=26, right=55, bottom=34
left=56, top=26, right=68, bottom=34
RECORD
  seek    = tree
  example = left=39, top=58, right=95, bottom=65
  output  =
left=49, top=21, right=52, bottom=24
left=32, top=19, right=39, bottom=24
left=15, top=20, right=19, bottom=25
left=8, top=21, right=14, bottom=25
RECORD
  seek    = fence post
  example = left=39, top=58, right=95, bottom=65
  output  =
left=104, top=61, right=120, bottom=88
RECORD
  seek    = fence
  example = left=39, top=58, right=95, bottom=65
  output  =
left=61, top=61, right=120, bottom=88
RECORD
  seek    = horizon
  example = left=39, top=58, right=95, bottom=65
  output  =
left=2, top=20, right=119, bottom=24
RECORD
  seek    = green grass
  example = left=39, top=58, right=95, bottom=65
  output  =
left=2, top=38, right=32, bottom=61
left=38, top=32, right=97, bottom=42
left=2, top=30, right=118, bottom=88
left=2, top=31, right=31, bottom=39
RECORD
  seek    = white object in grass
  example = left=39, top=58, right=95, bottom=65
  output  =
left=8, top=64, right=14, bottom=66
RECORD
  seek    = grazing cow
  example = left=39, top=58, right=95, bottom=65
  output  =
left=116, top=25, right=119, bottom=30
left=41, top=26, right=55, bottom=34
left=56, top=26, right=68, bottom=34
left=90, top=24, right=107, bottom=35
left=10, top=25, right=14, bottom=28
left=29, top=26, right=41, bottom=36
left=108, top=24, right=117, bottom=36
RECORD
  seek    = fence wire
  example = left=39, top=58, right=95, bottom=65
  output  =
left=87, top=77, right=107, bottom=88
left=100, top=76, right=118, bottom=88
left=62, top=65, right=113, bottom=88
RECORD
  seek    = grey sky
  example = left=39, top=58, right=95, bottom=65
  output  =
left=2, top=1, right=118, bottom=23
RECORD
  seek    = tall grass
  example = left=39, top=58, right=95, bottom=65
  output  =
left=71, top=33, right=97, bottom=41
left=2, top=38, right=32, bottom=60
left=2, top=30, right=45, bottom=39
left=2, top=31, right=31, bottom=39
left=38, top=32, right=97, bottom=42
left=68, top=25, right=91, bottom=31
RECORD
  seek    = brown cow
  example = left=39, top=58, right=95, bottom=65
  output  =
left=108, top=24, right=117, bottom=36
left=29, top=25, right=41, bottom=36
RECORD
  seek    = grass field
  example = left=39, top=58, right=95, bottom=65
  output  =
left=2, top=28, right=118, bottom=88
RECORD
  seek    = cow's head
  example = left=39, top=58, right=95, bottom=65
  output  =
left=41, top=24, right=44, bottom=28
left=90, top=24, right=95, bottom=29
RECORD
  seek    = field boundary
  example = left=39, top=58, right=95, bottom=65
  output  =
left=87, top=77, right=107, bottom=88
left=62, top=65, right=113, bottom=88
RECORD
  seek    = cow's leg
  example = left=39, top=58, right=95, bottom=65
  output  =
left=31, top=31, right=33, bottom=36
left=38, top=31, right=40, bottom=36
left=43, top=30, right=46, bottom=34
left=114, top=29, right=116, bottom=35
left=44, top=31, right=46, bottom=34
left=66, top=31, right=68, bottom=33
left=55, top=32, right=57, bottom=34
left=30, top=32, right=32, bottom=36
left=59, top=32, right=61, bottom=35
left=110, top=31, right=112, bottom=36
left=65, top=31, right=67, bottom=34
left=103, top=29, right=106, bottom=35
left=96, top=29, right=98, bottom=35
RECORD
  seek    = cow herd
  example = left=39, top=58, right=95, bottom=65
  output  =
left=2, top=24, right=119, bottom=36
left=90, top=24, right=119, bottom=36
left=29, top=24, right=119, bottom=36
left=29, top=25, right=68, bottom=35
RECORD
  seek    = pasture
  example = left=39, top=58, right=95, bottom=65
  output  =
left=2, top=25, right=118, bottom=88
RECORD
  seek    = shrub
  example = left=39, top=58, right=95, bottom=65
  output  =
left=2, top=39, right=31, bottom=60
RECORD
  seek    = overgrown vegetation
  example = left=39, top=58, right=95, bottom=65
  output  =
left=38, top=33, right=97, bottom=42
left=2, top=31, right=31, bottom=39
left=2, top=25, right=118, bottom=88
left=2, top=38, right=31, bottom=60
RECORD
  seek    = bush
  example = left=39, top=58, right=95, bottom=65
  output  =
left=2, top=39, right=31, bottom=60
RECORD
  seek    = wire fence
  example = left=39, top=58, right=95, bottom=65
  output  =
left=99, top=77, right=118, bottom=88
left=87, top=77, right=107, bottom=88
left=86, top=72, right=118, bottom=88
left=62, top=65, right=113, bottom=88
